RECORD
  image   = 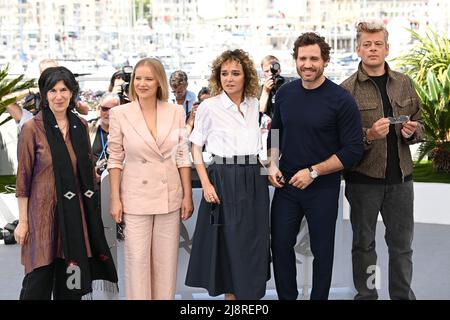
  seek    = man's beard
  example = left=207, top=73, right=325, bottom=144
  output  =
left=298, top=66, right=325, bottom=83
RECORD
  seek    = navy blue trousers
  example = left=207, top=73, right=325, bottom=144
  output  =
left=271, top=183, right=340, bottom=300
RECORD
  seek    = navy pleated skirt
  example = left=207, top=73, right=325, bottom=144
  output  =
left=185, top=160, right=271, bottom=299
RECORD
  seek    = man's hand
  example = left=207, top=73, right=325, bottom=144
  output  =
left=263, top=77, right=275, bottom=94
left=367, top=118, right=390, bottom=140
left=289, top=168, right=314, bottom=190
left=401, top=120, right=418, bottom=139
left=268, top=164, right=285, bottom=188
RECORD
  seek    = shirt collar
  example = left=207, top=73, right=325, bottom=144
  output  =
left=219, top=91, right=250, bottom=110
left=185, top=90, right=196, bottom=103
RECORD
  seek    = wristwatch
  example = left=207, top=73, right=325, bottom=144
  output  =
left=363, top=128, right=373, bottom=145
left=308, top=167, right=319, bottom=179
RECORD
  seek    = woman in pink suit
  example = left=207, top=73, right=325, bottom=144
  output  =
left=107, top=58, right=193, bottom=300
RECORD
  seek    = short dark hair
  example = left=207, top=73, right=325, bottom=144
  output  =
left=170, top=70, right=188, bottom=88
left=197, top=87, right=210, bottom=101
left=108, top=70, right=127, bottom=92
left=292, top=32, right=331, bottom=62
left=38, top=66, right=79, bottom=110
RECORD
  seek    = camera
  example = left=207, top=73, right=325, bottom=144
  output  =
left=22, top=92, right=42, bottom=115
left=96, top=158, right=107, bottom=176
left=0, top=220, right=19, bottom=245
left=117, top=65, right=133, bottom=104
left=270, top=61, right=285, bottom=92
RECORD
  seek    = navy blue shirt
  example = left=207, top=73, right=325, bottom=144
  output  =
left=269, top=78, right=363, bottom=188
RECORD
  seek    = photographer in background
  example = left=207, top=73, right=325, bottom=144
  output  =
left=259, top=55, right=285, bottom=118
left=169, top=70, right=196, bottom=119
left=5, top=59, right=89, bottom=130
left=89, top=92, right=120, bottom=183
left=109, top=66, right=132, bottom=105
left=89, top=92, right=121, bottom=240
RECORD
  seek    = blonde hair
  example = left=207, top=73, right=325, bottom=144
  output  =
left=128, top=58, right=169, bottom=102
left=39, top=59, right=58, bottom=73
left=208, top=49, right=259, bottom=98
left=356, top=21, right=389, bottom=45
left=260, top=55, right=279, bottom=69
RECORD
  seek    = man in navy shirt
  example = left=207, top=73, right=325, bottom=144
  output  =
left=268, top=32, right=363, bottom=300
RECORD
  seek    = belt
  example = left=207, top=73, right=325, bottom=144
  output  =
left=211, top=154, right=259, bottom=165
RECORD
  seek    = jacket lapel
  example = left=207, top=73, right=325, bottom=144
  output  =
left=156, top=101, right=176, bottom=149
left=123, top=101, right=163, bottom=157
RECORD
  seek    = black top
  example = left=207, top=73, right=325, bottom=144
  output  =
left=269, top=78, right=364, bottom=189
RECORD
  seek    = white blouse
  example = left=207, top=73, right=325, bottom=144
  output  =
left=189, top=92, right=262, bottom=157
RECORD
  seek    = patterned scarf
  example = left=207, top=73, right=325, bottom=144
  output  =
left=42, top=108, right=118, bottom=296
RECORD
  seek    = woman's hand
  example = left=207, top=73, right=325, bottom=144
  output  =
left=181, top=195, right=194, bottom=221
left=14, top=221, right=29, bottom=245
left=186, top=104, right=198, bottom=129
left=203, top=183, right=220, bottom=204
left=110, top=197, right=123, bottom=223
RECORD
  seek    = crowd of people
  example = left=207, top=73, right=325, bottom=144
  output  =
left=4, top=21, right=423, bottom=300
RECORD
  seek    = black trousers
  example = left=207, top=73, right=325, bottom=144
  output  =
left=20, top=259, right=82, bottom=300
left=271, top=184, right=340, bottom=300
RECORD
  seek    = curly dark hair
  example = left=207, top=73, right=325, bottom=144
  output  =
left=208, top=49, right=259, bottom=98
left=292, top=32, right=331, bottom=62
left=38, top=66, right=79, bottom=110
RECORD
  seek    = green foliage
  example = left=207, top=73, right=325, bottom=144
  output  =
left=395, top=29, right=450, bottom=86
left=0, top=64, right=36, bottom=126
left=0, top=175, right=16, bottom=193
left=396, top=29, right=450, bottom=173
left=413, top=161, right=450, bottom=183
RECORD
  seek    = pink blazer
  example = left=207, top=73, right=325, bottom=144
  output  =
left=107, top=100, right=191, bottom=215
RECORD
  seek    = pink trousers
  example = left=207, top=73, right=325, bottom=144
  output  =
left=123, top=210, right=180, bottom=300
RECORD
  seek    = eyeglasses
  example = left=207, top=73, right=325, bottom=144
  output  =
left=100, top=106, right=111, bottom=112
left=388, top=115, right=409, bottom=124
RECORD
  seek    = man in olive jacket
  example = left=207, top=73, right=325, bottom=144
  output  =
left=341, top=21, right=424, bottom=300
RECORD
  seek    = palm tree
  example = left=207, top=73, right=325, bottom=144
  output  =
left=0, top=65, right=35, bottom=126
left=395, top=29, right=450, bottom=86
left=413, top=66, right=450, bottom=173
left=395, top=29, right=450, bottom=173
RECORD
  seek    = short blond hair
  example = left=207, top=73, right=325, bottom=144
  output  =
left=128, top=58, right=169, bottom=102
left=39, top=59, right=58, bottom=73
left=356, top=21, right=389, bottom=45
left=260, top=55, right=279, bottom=69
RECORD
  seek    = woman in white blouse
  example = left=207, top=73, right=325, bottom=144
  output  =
left=185, top=49, right=270, bottom=300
